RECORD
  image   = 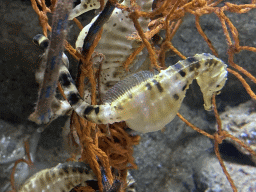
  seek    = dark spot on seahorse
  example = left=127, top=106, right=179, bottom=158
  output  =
left=216, top=84, right=220, bottom=88
left=119, top=27, right=127, bottom=32
left=45, top=171, right=51, bottom=182
left=62, top=167, right=69, bottom=174
left=117, top=105, right=124, bottom=110
left=51, top=172, right=56, bottom=179
left=145, top=83, right=152, bottom=90
left=173, top=94, right=179, bottom=100
left=179, top=70, right=186, bottom=77
left=68, top=92, right=80, bottom=105
left=77, top=167, right=85, bottom=174
left=72, top=167, right=78, bottom=173
left=84, top=106, right=94, bottom=115
left=173, top=62, right=183, bottom=71
left=116, top=117, right=121, bottom=119
left=94, top=107, right=100, bottom=114
left=113, top=71, right=121, bottom=78
left=98, top=120, right=102, bottom=123
left=113, top=23, right=117, bottom=27
left=189, top=62, right=200, bottom=71
left=121, top=98, right=127, bottom=103
left=40, top=40, right=49, bottom=49
left=208, top=59, right=218, bottom=67
left=34, top=34, right=49, bottom=49
left=58, top=170, right=64, bottom=176
left=182, top=84, right=187, bottom=91
left=59, top=72, right=71, bottom=87
left=83, top=4, right=87, bottom=9
left=187, top=57, right=198, bottom=63
left=66, top=181, right=74, bottom=190
left=128, top=94, right=133, bottom=99
left=39, top=177, right=46, bottom=187
left=152, top=79, right=164, bottom=92
left=110, top=118, right=113, bottom=120
left=105, top=82, right=112, bottom=88
left=152, top=33, right=162, bottom=44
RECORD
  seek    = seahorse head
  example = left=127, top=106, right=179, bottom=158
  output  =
left=196, top=58, right=228, bottom=111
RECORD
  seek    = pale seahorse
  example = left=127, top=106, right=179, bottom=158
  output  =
left=18, top=161, right=136, bottom=192
left=58, top=53, right=228, bottom=133
left=75, top=0, right=153, bottom=102
left=18, top=161, right=96, bottom=192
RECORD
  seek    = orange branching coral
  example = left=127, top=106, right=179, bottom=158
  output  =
left=15, top=0, right=256, bottom=192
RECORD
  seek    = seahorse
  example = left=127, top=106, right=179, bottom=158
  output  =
left=18, top=161, right=96, bottom=192
left=18, top=161, right=136, bottom=192
left=58, top=53, right=228, bottom=133
left=75, top=0, right=153, bottom=102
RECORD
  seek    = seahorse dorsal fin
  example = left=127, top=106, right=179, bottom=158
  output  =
left=103, top=71, right=155, bottom=104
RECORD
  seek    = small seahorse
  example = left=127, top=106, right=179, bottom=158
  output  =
left=75, top=0, right=153, bottom=101
left=18, top=161, right=136, bottom=192
left=58, top=53, right=228, bottom=133
left=18, top=161, right=96, bottom=192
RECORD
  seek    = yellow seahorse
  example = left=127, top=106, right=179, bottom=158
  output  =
left=58, top=53, right=227, bottom=133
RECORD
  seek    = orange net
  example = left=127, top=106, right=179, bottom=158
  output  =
left=13, top=0, right=256, bottom=191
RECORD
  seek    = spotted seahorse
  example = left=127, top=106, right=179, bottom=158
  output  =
left=58, top=53, right=228, bottom=133
left=75, top=0, right=153, bottom=102
left=18, top=161, right=136, bottom=192
left=18, top=162, right=96, bottom=192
